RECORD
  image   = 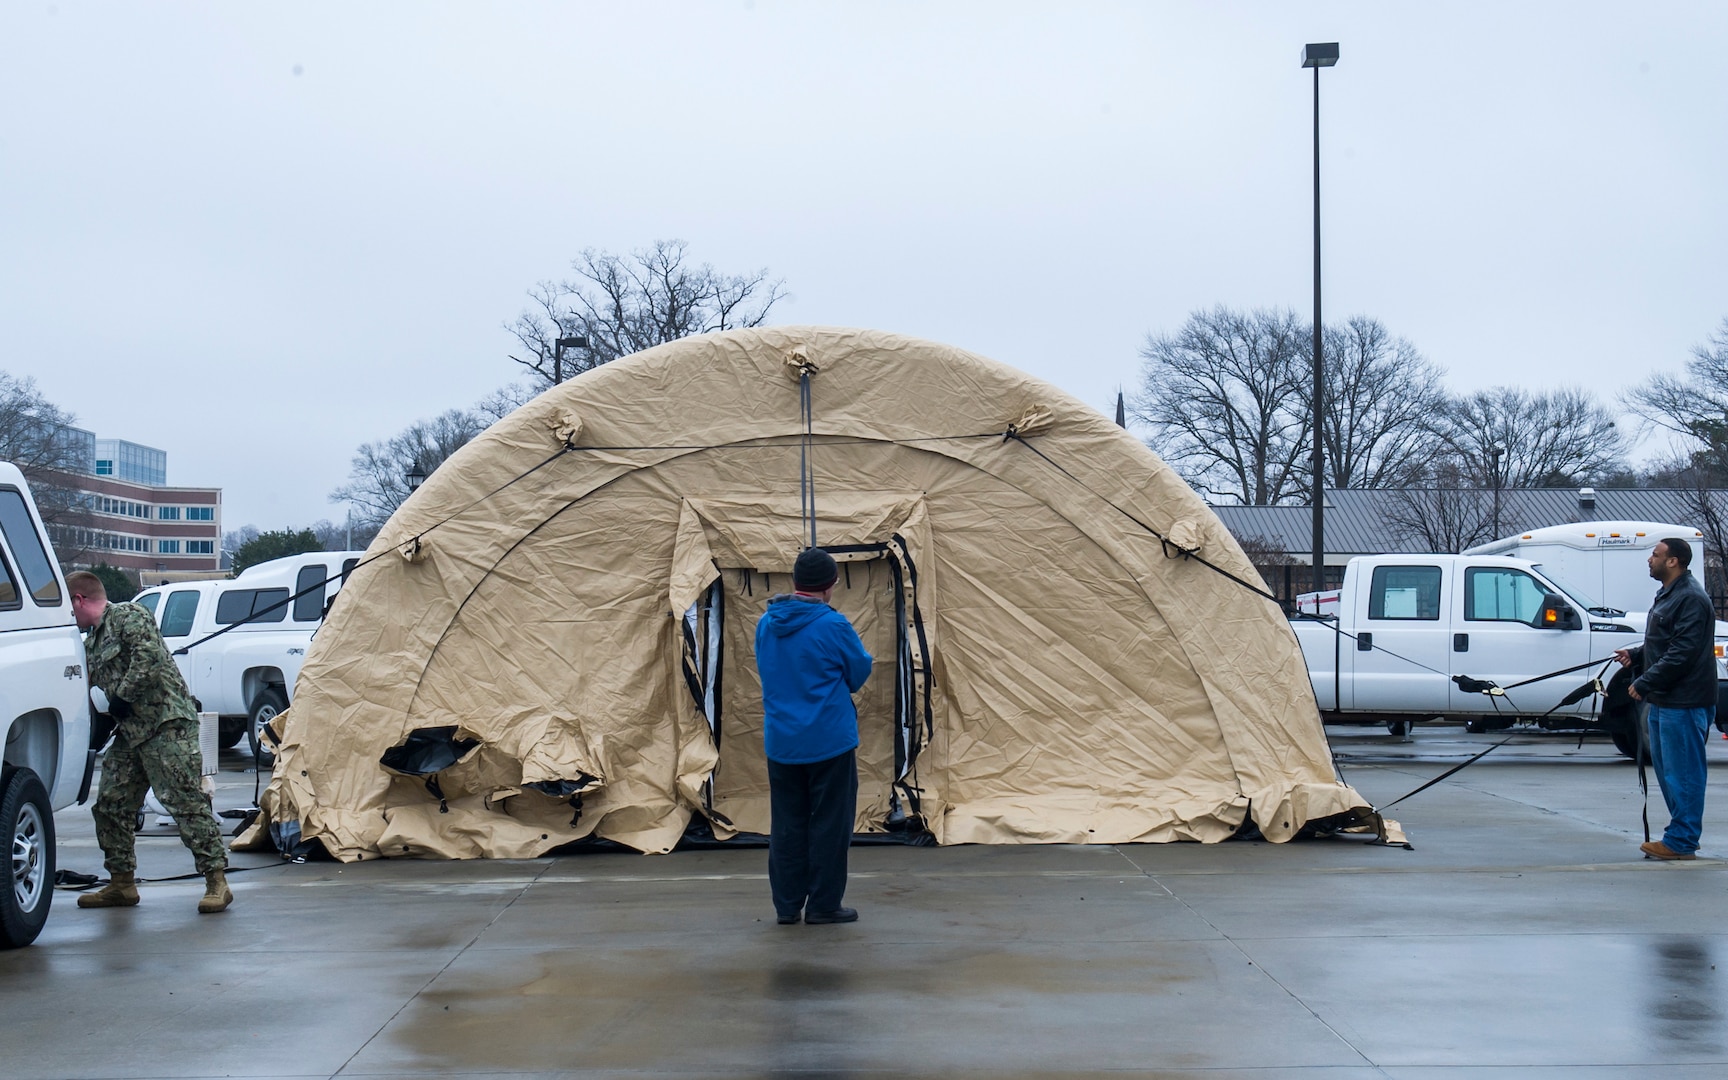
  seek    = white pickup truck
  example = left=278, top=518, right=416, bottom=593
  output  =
left=134, top=550, right=363, bottom=763
left=1292, top=553, right=1728, bottom=756
left=0, top=462, right=92, bottom=947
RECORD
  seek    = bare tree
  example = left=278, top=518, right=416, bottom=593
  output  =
left=1625, top=316, right=1728, bottom=480
left=1317, top=316, right=1449, bottom=489
left=1383, top=481, right=1498, bottom=553
left=329, top=408, right=490, bottom=528
left=0, top=372, right=89, bottom=525
left=1131, top=306, right=1311, bottom=505
left=474, top=382, right=537, bottom=423
left=1438, top=386, right=1626, bottom=487
left=508, top=240, right=787, bottom=389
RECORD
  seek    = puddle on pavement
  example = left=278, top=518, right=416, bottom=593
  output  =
left=389, top=943, right=1198, bottom=1072
left=1644, top=937, right=1724, bottom=1053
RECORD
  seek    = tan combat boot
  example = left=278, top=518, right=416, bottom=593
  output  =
left=77, top=871, right=140, bottom=908
left=197, top=869, right=233, bottom=914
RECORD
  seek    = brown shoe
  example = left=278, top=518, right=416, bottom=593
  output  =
left=77, top=871, right=140, bottom=908
left=1640, top=840, right=1697, bottom=861
left=197, top=870, right=233, bottom=913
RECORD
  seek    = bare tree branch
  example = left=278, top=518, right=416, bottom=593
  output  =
left=1437, top=386, right=1627, bottom=487
left=505, top=240, right=786, bottom=390
left=328, top=407, right=491, bottom=528
left=1625, top=316, right=1728, bottom=482
left=1315, top=316, right=1449, bottom=488
left=1130, top=306, right=1312, bottom=506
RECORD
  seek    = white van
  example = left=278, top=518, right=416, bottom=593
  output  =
left=134, top=549, right=364, bottom=762
left=1464, top=521, right=1707, bottom=616
left=0, top=462, right=91, bottom=947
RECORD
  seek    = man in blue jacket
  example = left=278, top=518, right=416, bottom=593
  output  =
left=1614, top=537, right=1718, bottom=860
left=756, top=547, right=873, bottom=924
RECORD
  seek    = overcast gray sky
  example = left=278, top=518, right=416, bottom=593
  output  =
left=3, top=2, right=1725, bottom=530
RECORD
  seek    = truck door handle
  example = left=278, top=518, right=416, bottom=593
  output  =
left=1454, top=633, right=1469, bottom=652
left=1357, top=632, right=1373, bottom=652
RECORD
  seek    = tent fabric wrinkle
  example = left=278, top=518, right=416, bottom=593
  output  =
left=234, top=326, right=1384, bottom=862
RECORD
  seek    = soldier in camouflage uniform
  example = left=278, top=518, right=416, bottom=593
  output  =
left=66, top=571, right=232, bottom=913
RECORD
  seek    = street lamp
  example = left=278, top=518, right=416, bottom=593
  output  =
left=1489, top=445, right=1505, bottom=538
left=405, top=462, right=426, bottom=494
left=554, top=335, right=588, bottom=385
left=1302, top=41, right=1339, bottom=594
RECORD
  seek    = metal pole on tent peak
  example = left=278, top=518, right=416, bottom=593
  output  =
left=799, top=368, right=817, bottom=548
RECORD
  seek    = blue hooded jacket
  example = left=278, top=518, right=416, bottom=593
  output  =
left=755, top=594, right=873, bottom=764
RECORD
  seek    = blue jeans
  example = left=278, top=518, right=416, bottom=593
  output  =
left=1645, top=705, right=1713, bottom=855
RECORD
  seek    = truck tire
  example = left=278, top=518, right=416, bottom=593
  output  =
left=218, top=718, right=247, bottom=750
left=1, top=767, right=55, bottom=948
left=248, top=688, right=288, bottom=768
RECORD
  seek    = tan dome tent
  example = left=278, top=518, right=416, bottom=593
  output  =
left=244, top=327, right=1388, bottom=861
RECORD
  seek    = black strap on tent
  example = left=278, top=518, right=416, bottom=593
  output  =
left=1290, top=611, right=1452, bottom=679
left=173, top=442, right=578, bottom=658
left=1001, top=430, right=1663, bottom=821
left=1377, top=660, right=1628, bottom=813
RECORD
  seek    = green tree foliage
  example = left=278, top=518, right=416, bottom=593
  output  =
left=232, top=528, right=322, bottom=575
left=89, top=562, right=137, bottom=602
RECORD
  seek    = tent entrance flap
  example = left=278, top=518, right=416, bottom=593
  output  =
left=668, top=494, right=935, bottom=839
left=681, top=545, right=930, bottom=839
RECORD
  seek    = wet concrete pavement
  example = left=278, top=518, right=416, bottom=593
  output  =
left=5, top=725, right=1726, bottom=1078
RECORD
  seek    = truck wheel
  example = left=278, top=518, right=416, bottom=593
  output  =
left=1387, top=720, right=1412, bottom=737
left=1610, top=726, right=1640, bottom=759
left=218, top=718, right=247, bottom=750
left=0, top=767, right=55, bottom=949
left=248, top=688, right=288, bottom=768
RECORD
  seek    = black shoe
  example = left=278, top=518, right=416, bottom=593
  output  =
left=776, top=912, right=801, bottom=925
left=804, top=907, right=858, bottom=924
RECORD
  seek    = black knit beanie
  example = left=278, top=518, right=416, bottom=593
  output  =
left=793, top=547, right=839, bottom=591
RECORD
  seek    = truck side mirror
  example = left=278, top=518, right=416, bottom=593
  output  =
left=1536, top=593, right=1583, bottom=631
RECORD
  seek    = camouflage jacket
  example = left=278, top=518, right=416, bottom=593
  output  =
left=85, top=600, right=199, bottom=746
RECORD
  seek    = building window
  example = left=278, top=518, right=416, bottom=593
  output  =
left=158, top=506, right=180, bottom=521
left=186, top=506, right=213, bottom=521
left=95, top=459, right=114, bottom=476
left=186, top=540, right=213, bottom=554
left=157, top=540, right=181, bottom=554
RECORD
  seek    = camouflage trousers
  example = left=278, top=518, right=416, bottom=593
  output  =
left=92, top=715, right=227, bottom=876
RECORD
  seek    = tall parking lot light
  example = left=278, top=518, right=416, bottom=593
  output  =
left=1302, top=41, right=1339, bottom=592
left=1490, top=445, right=1506, bottom=538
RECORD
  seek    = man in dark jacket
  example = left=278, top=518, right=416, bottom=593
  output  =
left=755, top=547, right=872, bottom=925
left=1613, top=537, right=1718, bottom=860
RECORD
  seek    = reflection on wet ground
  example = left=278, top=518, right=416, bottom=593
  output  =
left=3, top=734, right=1725, bottom=1077
left=1647, top=938, right=1724, bottom=1052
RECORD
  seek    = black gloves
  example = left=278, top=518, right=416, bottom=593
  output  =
left=108, top=697, right=134, bottom=720
left=89, top=709, right=117, bottom=751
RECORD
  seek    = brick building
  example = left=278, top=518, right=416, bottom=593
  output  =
left=42, top=427, right=222, bottom=576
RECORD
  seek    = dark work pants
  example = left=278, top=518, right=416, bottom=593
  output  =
left=767, top=749, right=858, bottom=917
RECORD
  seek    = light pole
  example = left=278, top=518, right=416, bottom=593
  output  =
left=554, top=335, right=588, bottom=385
left=1303, top=41, right=1339, bottom=594
left=405, top=461, right=426, bottom=494
left=1489, top=445, right=1505, bottom=538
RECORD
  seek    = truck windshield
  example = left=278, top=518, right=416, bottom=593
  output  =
left=1529, top=565, right=1607, bottom=612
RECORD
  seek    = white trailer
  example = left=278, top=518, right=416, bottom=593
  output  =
left=1463, top=521, right=1706, bottom=616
